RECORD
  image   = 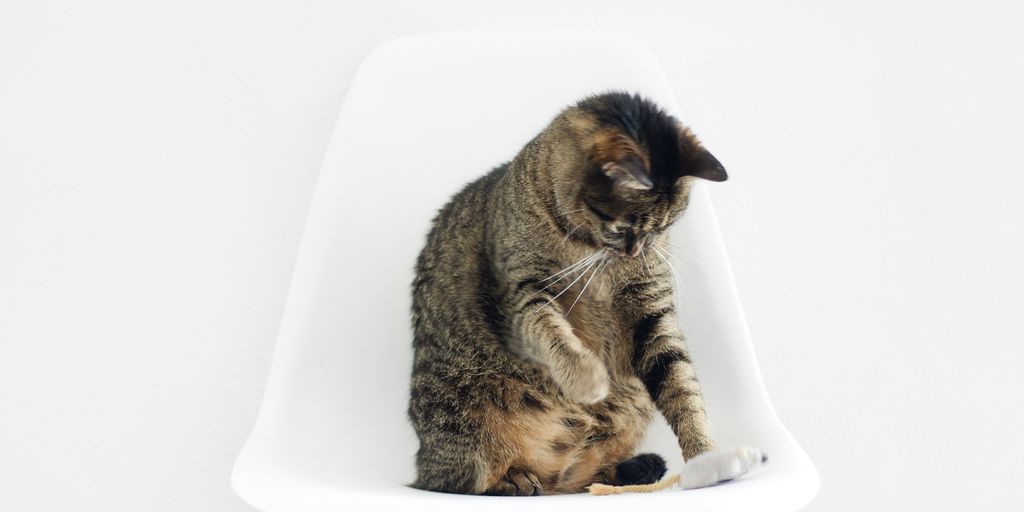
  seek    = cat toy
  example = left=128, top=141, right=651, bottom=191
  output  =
left=588, top=447, right=767, bottom=496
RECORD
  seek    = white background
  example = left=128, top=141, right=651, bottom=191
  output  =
left=1, top=1, right=1021, bottom=511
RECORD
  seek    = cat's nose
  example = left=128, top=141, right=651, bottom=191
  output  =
left=625, top=236, right=645, bottom=257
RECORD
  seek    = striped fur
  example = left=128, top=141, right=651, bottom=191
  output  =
left=409, top=92, right=726, bottom=495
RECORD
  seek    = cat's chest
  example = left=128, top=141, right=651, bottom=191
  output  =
left=558, top=278, right=630, bottom=374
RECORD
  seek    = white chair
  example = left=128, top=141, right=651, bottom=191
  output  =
left=231, top=28, right=819, bottom=512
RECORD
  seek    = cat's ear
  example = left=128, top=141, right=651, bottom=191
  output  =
left=602, top=154, right=653, bottom=190
left=591, top=132, right=653, bottom=191
left=683, top=149, right=728, bottom=182
left=677, top=124, right=728, bottom=182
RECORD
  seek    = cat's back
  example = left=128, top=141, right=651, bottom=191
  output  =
left=411, top=164, right=508, bottom=345
left=426, top=164, right=505, bottom=245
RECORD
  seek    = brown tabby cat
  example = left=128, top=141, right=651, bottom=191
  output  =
left=409, top=92, right=729, bottom=496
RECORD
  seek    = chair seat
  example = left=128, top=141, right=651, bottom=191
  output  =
left=234, top=460, right=814, bottom=512
left=231, top=28, right=819, bottom=512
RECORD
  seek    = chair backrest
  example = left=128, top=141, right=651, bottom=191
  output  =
left=233, top=28, right=785, bottom=490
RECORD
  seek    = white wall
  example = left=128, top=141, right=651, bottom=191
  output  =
left=2, top=1, right=1021, bottom=511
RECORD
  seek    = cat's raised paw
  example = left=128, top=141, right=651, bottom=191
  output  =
left=487, top=469, right=543, bottom=496
left=552, top=351, right=610, bottom=404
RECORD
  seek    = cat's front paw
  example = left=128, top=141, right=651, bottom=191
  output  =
left=680, top=436, right=717, bottom=460
left=679, top=446, right=767, bottom=490
left=552, top=351, right=610, bottom=404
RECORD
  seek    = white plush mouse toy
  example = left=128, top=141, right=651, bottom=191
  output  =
left=589, top=447, right=767, bottom=495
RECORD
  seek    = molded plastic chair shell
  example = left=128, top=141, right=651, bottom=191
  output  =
left=231, top=28, right=819, bottom=512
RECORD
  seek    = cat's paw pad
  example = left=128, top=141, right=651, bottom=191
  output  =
left=554, top=352, right=610, bottom=404
left=679, top=446, right=767, bottom=490
left=487, top=469, right=543, bottom=496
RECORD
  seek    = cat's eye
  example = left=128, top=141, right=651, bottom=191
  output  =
left=583, top=199, right=615, bottom=222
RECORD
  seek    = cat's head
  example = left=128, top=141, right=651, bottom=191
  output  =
left=555, top=92, right=727, bottom=257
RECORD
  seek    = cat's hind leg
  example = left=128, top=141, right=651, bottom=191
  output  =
left=411, top=443, right=489, bottom=494
left=485, top=469, right=543, bottom=496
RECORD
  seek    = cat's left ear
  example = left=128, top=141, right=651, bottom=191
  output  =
left=590, top=131, right=654, bottom=191
left=602, top=154, right=654, bottom=190
left=683, top=149, right=728, bottom=182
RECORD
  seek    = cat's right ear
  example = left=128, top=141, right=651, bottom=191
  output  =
left=677, top=123, right=728, bottom=182
left=684, top=149, right=728, bottom=182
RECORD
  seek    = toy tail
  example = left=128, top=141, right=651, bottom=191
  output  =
left=589, top=474, right=679, bottom=495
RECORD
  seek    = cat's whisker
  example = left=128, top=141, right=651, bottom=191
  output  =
left=659, top=239, right=690, bottom=256
left=652, top=246, right=683, bottom=292
left=530, top=253, right=602, bottom=298
left=540, top=250, right=601, bottom=284
left=660, top=239, right=702, bottom=264
left=640, top=249, right=653, bottom=276
left=657, top=242, right=687, bottom=265
left=564, top=255, right=609, bottom=317
left=657, top=239, right=705, bottom=274
left=545, top=253, right=602, bottom=306
left=556, top=209, right=587, bottom=244
left=562, top=224, right=581, bottom=244
left=682, top=250, right=704, bottom=269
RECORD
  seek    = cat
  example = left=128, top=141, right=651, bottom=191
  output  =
left=408, top=92, right=733, bottom=496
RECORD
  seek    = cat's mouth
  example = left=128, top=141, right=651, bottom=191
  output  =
left=619, top=229, right=647, bottom=258
left=604, top=236, right=647, bottom=258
